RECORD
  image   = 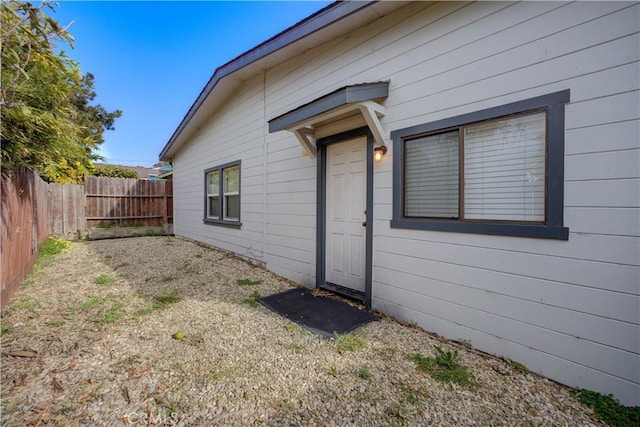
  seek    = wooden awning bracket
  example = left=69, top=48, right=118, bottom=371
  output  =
left=356, top=100, right=386, bottom=148
left=292, top=128, right=317, bottom=157
left=288, top=101, right=387, bottom=158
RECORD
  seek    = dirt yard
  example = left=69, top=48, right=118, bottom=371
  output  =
left=1, top=236, right=603, bottom=426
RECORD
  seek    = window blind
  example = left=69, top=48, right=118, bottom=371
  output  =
left=405, top=131, right=459, bottom=218
left=463, top=112, right=546, bottom=221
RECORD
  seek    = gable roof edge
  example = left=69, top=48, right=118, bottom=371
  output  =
left=159, top=0, right=378, bottom=161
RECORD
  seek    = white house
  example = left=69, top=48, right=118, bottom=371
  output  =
left=159, top=1, right=640, bottom=405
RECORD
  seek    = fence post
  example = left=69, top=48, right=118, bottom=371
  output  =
left=162, top=181, right=168, bottom=225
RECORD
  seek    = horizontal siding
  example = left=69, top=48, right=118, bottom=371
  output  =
left=373, top=266, right=638, bottom=381
left=566, top=149, right=639, bottom=182
left=386, top=3, right=638, bottom=115
left=262, top=119, right=318, bottom=283
left=267, top=179, right=316, bottom=195
left=388, top=30, right=639, bottom=131
left=373, top=296, right=640, bottom=404
left=565, top=208, right=640, bottom=237
left=374, top=234, right=639, bottom=294
left=369, top=1, right=638, bottom=405
left=566, top=119, right=639, bottom=155
left=170, top=0, right=639, bottom=405
left=172, top=73, right=266, bottom=260
left=566, top=178, right=639, bottom=208
left=372, top=239, right=639, bottom=326
left=274, top=0, right=640, bottom=405
left=374, top=250, right=639, bottom=350
left=373, top=166, right=640, bottom=245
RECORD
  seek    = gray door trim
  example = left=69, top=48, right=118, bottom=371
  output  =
left=316, top=127, right=373, bottom=309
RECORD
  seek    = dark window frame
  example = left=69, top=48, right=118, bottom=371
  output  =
left=203, top=160, right=242, bottom=228
left=391, top=90, right=570, bottom=240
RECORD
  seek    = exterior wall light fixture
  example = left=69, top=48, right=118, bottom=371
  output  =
left=374, top=145, right=387, bottom=161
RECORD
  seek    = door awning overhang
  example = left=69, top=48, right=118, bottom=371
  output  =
left=268, top=81, right=389, bottom=157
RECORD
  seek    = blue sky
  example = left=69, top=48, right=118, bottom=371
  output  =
left=53, top=1, right=331, bottom=167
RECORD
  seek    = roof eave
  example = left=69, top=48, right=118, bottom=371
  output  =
left=159, top=0, right=380, bottom=161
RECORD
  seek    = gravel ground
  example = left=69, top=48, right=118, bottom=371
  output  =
left=1, top=236, right=603, bottom=426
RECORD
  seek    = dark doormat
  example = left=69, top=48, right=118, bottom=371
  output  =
left=259, top=288, right=377, bottom=338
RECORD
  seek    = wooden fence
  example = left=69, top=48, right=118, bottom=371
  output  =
left=1, top=171, right=173, bottom=308
left=45, top=177, right=173, bottom=236
left=1, top=168, right=49, bottom=308
left=84, top=176, right=172, bottom=229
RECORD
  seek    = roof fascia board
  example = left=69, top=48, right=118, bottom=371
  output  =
left=268, top=81, right=389, bottom=132
left=159, top=0, right=378, bottom=161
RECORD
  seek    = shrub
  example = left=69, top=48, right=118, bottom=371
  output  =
left=91, top=165, right=138, bottom=179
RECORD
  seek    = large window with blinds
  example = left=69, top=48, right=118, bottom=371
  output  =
left=391, top=90, right=570, bottom=240
left=203, top=160, right=241, bottom=227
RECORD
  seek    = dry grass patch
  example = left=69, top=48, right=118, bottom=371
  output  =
left=1, top=236, right=606, bottom=426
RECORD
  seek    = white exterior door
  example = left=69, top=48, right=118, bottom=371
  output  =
left=326, top=137, right=367, bottom=292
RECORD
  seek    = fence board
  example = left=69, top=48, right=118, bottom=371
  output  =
left=47, top=183, right=62, bottom=235
left=64, top=183, right=84, bottom=235
left=1, top=168, right=48, bottom=308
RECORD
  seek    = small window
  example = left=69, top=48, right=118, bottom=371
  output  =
left=391, top=90, right=570, bottom=240
left=204, top=161, right=241, bottom=227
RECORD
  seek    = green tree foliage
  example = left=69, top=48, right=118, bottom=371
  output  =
left=92, top=165, right=138, bottom=179
left=0, top=0, right=122, bottom=183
